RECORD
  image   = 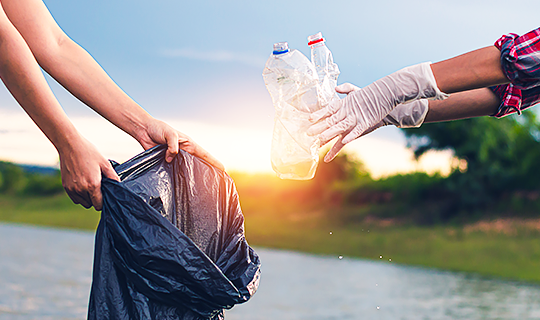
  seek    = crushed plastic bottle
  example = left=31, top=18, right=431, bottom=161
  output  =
left=308, top=32, right=340, bottom=107
left=263, top=42, right=320, bottom=180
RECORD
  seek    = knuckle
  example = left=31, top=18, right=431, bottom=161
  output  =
left=328, top=100, right=341, bottom=113
left=342, top=116, right=355, bottom=128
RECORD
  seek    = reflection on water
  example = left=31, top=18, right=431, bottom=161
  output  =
left=1, top=223, right=540, bottom=320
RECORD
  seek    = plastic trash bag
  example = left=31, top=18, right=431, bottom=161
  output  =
left=88, top=145, right=261, bottom=320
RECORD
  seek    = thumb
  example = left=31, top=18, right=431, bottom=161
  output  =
left=165, top=131, right=179, bottom=163
left=336, top=83, right=360, bottom=94
left=101, top=161, right=120, bottom=182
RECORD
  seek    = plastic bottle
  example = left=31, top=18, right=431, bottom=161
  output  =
left=308, top=32, right=340, bottom=107
left=262, top=42, right=321, bottom=180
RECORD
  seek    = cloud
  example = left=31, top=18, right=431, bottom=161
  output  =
left=159, top=47, right=266, bottom=68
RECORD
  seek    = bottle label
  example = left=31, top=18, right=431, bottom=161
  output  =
left=307, top=38, right=324, bottom=46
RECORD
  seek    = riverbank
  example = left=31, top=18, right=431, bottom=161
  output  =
left=2, top=193, right=540, bottom=283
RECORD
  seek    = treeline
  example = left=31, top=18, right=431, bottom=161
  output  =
left=0, top=161, right=63, bottom=196
left=233, top=110, right=540, bottom=225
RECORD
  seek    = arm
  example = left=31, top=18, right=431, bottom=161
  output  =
left=309, top=46, right=509, bottom=161
left=431, top=46, right=508, bottom=94
left=1, top=0, right=223, bottom=168
left=424, top=88, right=500, bottom=123
left=0, top=3, right=118, bottom=210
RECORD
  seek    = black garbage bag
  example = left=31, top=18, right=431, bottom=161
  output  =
left=88, top=145, right=261, bottom=320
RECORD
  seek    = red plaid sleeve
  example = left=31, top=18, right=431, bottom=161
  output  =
left=490, top=28, right=540, bottom=118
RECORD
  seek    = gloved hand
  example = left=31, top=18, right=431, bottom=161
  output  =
left=308, top=62, right=448, bottom=162
left=335, top=83, right=430, bottom=129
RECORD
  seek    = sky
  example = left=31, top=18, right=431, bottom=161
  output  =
left=1, top=0, right=539, bottom=177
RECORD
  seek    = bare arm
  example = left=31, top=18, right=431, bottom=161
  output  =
left=0, top=2, right=119, bottom=210
left=424, top=88, right=501, bottom=123
left=1, top=0, right=223, bottom=169
left=431, top=46, right=509, bottom=94
left=352, top=46, right=507, bottom=124
left=422, top=46, right=507, bottom=122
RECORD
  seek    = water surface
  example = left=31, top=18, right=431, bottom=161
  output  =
left=1, top=223, right=539, bottom=319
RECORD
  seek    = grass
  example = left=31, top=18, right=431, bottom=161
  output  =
left=0, top=193, right=99, bottom=230
left=240, top=196, right=540, bottom=283
left=2, top=191, right=540, bottom=283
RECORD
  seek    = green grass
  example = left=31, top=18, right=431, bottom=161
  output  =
left=2, top=192, right=540, bottom=283
left=0, top=193, right=100, bottom=230
left=240, top=198, right=540, bottom=283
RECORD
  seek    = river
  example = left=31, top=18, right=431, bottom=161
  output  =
left=1, top=223, right=539, bottom=319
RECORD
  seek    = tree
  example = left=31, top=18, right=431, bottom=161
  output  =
left=402, top=110, right=540, bottom=215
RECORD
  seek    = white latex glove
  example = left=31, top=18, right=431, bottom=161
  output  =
left=308, top=62, right=448, bottom=162
left=336, top=83, right=430, bottom=129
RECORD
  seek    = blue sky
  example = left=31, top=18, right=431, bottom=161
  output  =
left=1, top=0, right=539, bottom=175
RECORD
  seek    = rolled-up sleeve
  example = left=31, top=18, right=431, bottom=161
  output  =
left=490, top=28, right=540, bottom=118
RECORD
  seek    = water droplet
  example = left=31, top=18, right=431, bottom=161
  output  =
left=379, top=255, right=382, bottom=259
left=377, top=306, right=380, bottom=310
left=338, top=255, right=343, bottom=260
left=329, top=231, right=333, bottom=235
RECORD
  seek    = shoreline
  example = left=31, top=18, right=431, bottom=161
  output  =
left=2, top=193, right=540, bottom=283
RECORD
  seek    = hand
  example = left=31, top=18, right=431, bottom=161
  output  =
left=136, top=118, right=225, bottom=171
left=58, top=135, right=120, bottom=211
left=308, top=63, right=446, bottom=162
left=308, top=83, right=387, bottom=162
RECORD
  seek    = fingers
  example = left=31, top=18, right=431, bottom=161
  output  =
left=322, top=122, right=381, bottom=163
left=342, top=125, right=364, bottom=145
left=189, top=142, right=226, bottom=171
left=88, top=184, right=103, bottom=211
left=309, top=106, right=332, bottom=123
left=101, top=160, right=120, bottom=182
left=63, top=175, right=101, bottom=210
left=174, top=131, right=226, bottom=171
left=335, top=83, right=360, bottom=94
left=309, top=96, right=343, bottom=122
left=142, top=118, right=225, bottom=170
left=318, top=116, right=355, bottom=147
left=307, top=107, right=348, bottom=137
left=65, top=190, right=92, bottom=209
left=324, top=136, right=346, bottom=163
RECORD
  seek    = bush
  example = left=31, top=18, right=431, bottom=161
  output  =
left=0, top=161, right=63, bottom=196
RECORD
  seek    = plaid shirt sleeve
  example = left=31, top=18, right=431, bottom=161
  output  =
left=490, top=27, right=540, bottom=118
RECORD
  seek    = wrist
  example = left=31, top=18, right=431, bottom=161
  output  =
left=53, top=128, right=85, bottom=156
left=387, top=100, right=429, bottom=128
left=120, top=109, right=153, bottom=143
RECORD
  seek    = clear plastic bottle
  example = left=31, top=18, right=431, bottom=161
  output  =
left=262, top=42, right=321, bottom=180
left=308, top=32, right=340, bottom=107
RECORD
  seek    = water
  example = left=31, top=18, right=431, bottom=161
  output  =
left=0, top=223, right=93, bottom=319
left=1, top=223, right=540, bottom=319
